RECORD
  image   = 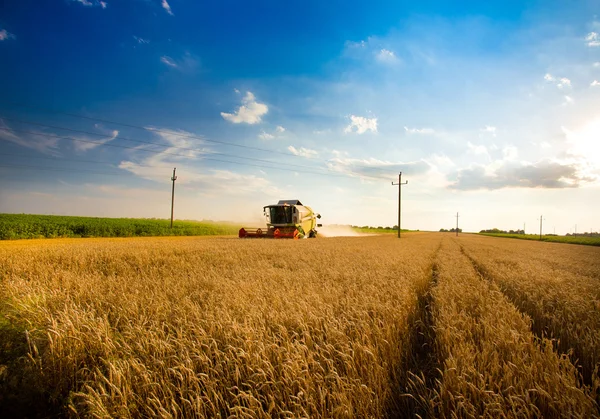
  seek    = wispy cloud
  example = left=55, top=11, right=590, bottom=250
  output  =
left=0, top=120, right=61, bottom=155
left=376, top=48, right=400, bottom=64
left=221, top=91, right=268, bottom=125
left=327, top=156, right=430, bottom=180
left=591, top=80, right=600, bottom=87
left=70, top=0, right=107, bottom=8
left=404, top=126, right=435, bottom=135
left=258, top=131, right=274, bottom=140
left=586, top=32, right=600, bottom=47
left=480, top=125, right=497, bottom=136
left=344, top=115, right=377, bottom=134
left=161, top=0, right=174, bottom=16
left=119, top=127, right=209, bottom=182
left=0, top=29, right=16, bottom=41
left=258, top=125, right=285, bottom=140
left=133, top=36, right=150, bottom=44
left=160, top=56, right=178, bottom=68
left=159, top=52, right=199, bottom=72
left=72, top=125, right=119, bottom=152
left=288, top=146, right=318, bottom=158
left=563, top=95, right=574, bottom=105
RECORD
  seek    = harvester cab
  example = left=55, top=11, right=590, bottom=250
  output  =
left=239, top=200, right=322, bottom=239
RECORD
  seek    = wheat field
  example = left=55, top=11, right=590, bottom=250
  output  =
left=0, top=233, right=598, bottom=418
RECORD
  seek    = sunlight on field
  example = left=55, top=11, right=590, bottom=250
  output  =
left=0, top=233, right=599, bottom=417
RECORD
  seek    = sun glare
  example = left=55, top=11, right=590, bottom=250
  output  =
left=565, top=118, right=600, bottom=165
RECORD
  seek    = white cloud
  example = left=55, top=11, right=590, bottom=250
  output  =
left=0, top=29, right=16, bottom=41
left=258, top=131, right=275, bottom=140
left=503, top=145, right=519, bottom=160
left=119, top=127, right=209, bottom=183
left=70, top=0, right=107, bottom=8
left=467, top=141, right=488, bottom=156
left=449, top=159, right=595, bottom=190
left=133, top=36, right=150, bottom=44
left=563, top=95, right=574, bottom=105
left=258, top=125, right=285, bottom=140
left=594, top=62, right=600, bottom=68
left=73, top=125, right=119, bottom=152
left=345, top=39, right=368, bottom=49
left=544, top=73, right=571, bottom=88
left=327, top=156, right=430, bottom=180
left=376, top=49, right=400, bottom=64
left=404, top=126, right=435, bottom=135
left=161, top=0, right=174, bottom=15
left=480, top=126, right=497, bottom=136
left=558, top=78, right=571, bottom=88
left=586, top=32, right=600, bottom=47
left=344, top=115, right=378, bottom=134
left=287, top=146, right=318, bottom=158
left=159, top=52, right=198, bottom=72
left=591, top=80, right=600, bottom=87
left=221, top=91, right=268, bottom=125
left=160, top=56, right=177, bottom=67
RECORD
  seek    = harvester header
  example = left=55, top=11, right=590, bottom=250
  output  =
left=239, top=200, right=322, bottom=239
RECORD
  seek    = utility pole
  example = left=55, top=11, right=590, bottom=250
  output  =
left=170, top=167, right=177, bottom=229
left=524, top=222, right=526, bottom=235
left=455, top=212, right=460, bottom=236
left=538, top=215, right=545, bottom=240
left=391, top=172, right=408, bottom=238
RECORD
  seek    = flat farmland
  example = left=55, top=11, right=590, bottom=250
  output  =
left=0, top=233, right=598, bottom=418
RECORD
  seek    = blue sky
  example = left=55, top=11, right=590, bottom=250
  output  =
left=1, top=0, right=599, bottom=233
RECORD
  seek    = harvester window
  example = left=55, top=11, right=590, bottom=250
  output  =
left=269, top=206, right=292, bottom=224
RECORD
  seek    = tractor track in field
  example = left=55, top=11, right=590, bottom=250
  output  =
left=390, top=242, right=443, bottom=418
left=458, top=242, right=598, bottom=395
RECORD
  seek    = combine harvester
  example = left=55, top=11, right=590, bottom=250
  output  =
left=239, top=200, right=322, bottom=239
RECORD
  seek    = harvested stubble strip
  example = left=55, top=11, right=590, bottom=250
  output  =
left=426, top=237, right=597, bottom=418
left=459, top=235, right=600, bottom=399
left=0, top=234, right=438, bottom=418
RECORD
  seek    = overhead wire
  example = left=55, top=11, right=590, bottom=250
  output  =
left=0, top=128, right=383, bottom=179
left=1, top=116, right=343, bottom=173
left=2, top=102, right=402, bottom=175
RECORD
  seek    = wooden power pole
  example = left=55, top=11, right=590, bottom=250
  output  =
left=170, top=168, right=177, bottom=229
left=391, top=172, right=408, bottom=238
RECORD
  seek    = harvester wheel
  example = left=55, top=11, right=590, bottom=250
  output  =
left=256, top=228, right=263, bottom=236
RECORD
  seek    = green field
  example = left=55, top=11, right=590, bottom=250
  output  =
left=0, top=214, right=241, bottom=240
left=479, top=232, right=600, bottom=246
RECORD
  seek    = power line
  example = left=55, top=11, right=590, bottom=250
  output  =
left=0, top=127, right=365, bottom=178
left=0, top=163, right=124, bottom=176
left=2, top=103, right=399, bottom=174
left=1, top=116, right=347, bottom=173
